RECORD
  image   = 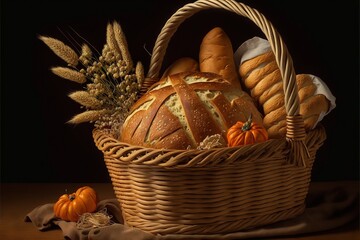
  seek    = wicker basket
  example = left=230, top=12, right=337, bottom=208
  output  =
left=93, top=0, right=327, bottom=235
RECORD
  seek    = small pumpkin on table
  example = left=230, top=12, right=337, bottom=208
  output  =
left=53, top=186, right=98, bottom=222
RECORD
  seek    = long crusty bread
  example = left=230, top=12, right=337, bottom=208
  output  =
left=199, top=27, right=242, bottom=89
left=239, top=50, right=330, bottom=138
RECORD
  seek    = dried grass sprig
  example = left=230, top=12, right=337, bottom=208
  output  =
left=76, top=208, right=114, bottom=230
left=112, top=21, right=133, bottom=72
left=79, top=44, right=92, bottom=66
left=51, top=67, right=86, bottom=84
left=68, top=109, right=109, bottom=124
left=106, top=23, right=122, bottom=56
left=39, top=36, right=79, bottom=66
left=135, top=61, right=144, bottom=85
left=68, top=91, right=102, bottom=109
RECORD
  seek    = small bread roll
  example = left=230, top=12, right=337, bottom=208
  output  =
left=199, top=27, right=242, bottom=89
left=162, top=57, right=199, bottom=78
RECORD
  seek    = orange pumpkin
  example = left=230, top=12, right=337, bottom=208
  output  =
left=53, top=186, right=98, bottom=222
left=227, top=115, right=268, bottom=147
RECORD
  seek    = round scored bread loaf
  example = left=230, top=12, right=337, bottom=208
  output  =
left=120, top=71, right=263, bottom=149
left=238, top=47, right=330, bottom=138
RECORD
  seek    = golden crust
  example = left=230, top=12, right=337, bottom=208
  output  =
left=162, top=57, right=199, bottom=78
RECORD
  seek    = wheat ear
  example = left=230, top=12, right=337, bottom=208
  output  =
left=51, top=67, right=86, bottom=84
left=67, top=109, right=108, bottom=124
left=112, top=21, right=133, bottom=72
left=39, top=36, right=79, bottom=66
left=135, top=61, right=144, bottom=85
left=79, top=43, right=92, bottom=65
left=68, top=91, right=102, bottom=109
left=81, top=43, right=92, bottom=56
left=106, top=22, right=122, bottom=56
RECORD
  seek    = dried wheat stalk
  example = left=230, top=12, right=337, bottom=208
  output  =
left=39, top=36, right=79, bottom=66
left=51, top=67, right=86, bottom=84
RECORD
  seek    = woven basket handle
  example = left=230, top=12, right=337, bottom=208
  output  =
left=145, top=0, right=309, bottom=166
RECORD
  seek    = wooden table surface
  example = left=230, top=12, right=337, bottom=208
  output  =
left=0, top=182, right=359, bottom=240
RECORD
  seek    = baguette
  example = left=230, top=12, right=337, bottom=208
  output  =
left=238, top=43, right=331, bottom=138
left=199, top=27, right=242, bottom=89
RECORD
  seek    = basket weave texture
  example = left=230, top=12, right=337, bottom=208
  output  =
left=93, top=0, right=327, bottom=235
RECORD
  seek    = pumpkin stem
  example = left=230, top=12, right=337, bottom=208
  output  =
left=69, top=194, right=76, bottom=201
left=241, top=114, right=252, bottom=131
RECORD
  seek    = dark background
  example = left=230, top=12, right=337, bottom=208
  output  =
left=1, top=0, right=359, bottom=183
